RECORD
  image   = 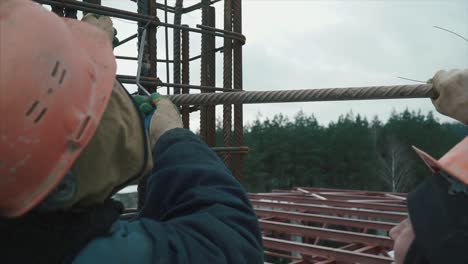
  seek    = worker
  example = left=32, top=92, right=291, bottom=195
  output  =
left=389, top=69, right=468, bottom=264
left=0, top=1, right=263, bottom=263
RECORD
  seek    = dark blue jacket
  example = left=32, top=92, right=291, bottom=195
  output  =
left=74, top=128, right=263, bottom=263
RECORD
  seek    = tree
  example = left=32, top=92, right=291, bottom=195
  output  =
left=377, top=137, right=414, bottom=192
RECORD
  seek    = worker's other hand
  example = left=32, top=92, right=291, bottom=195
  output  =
left=81, top=13, right=115, bottom=45
left=389, top=218, right=415, bottom=264
left=431, top=69, right=468, bottom=125
left=148, top=93, right=183, bottom=147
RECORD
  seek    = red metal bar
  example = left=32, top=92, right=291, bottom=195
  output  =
left=251, top=200, right=407, bottom=221
left=249, top=194, right=407, bottom=212
left=260, top=220, right=394, bottom=248
left=296, top=187, right=407, bottom=197
left=263, top=237, right=393, bottom=264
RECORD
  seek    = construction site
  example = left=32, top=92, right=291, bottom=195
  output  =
left=33, top=1, right=444, bottom=263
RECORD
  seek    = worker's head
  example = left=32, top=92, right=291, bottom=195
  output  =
left=0, top=0, right=151, bottom=217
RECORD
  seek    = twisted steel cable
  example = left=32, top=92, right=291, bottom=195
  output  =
left=168, top=84, right=434, bottom=105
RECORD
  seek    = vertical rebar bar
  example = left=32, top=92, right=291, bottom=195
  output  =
left=232, top=0, right=243, bottom=180
left=223, top=0, right=233, bottom=169
left=206, top=6, right=216, bottom=147
left=199, top=0, right=209, bottom=142
left=173, top=0, right=183, bottom=94
left=148, top=0, right=157, bottom=93
left=164, top=0, right=170, bottom=94
left=182, top=25, right=190, bottom=129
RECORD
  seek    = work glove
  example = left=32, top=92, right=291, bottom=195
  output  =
left=81, top=13, right=118, bottom=47
left=133, top=93, right=183, bottom=148
left=431, top=69, right=468, bottom=125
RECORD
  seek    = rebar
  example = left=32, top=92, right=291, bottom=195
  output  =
left=117, top=75, right=240, bottom=92
left=114, top=33, right=138, bottom=48
left=35, top=0, right=246, bottom=41
left=223, top=0, right=233, bottom=169
left=182, top=26, right=190, bottom=129
left=183, top=0, right=221, bottom=13
left=206, top=7, right=217, bottom=147
left=232, top=0, right=243, bottom=180
left=199, top=0, right=209, bottom=142
left=168, top=84, right=434, bottom=105
left=173, top=0, right=184, bottom=94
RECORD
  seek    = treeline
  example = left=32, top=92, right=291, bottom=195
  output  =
left=217, top=110, right=467, bottom=193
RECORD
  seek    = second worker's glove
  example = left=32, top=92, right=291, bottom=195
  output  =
left=133, top=93, right=183, bottom=148
left=431, top=69, right=468, bottom=125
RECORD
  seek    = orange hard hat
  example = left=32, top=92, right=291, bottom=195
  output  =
left=413, top=137, right=468, bottom=184
left=0, top=0, right=116, bottom=217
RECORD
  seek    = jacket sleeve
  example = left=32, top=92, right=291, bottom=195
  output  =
left=406, top=172, right=468, bottom=263
left=137, top=128, right=263, bottom=263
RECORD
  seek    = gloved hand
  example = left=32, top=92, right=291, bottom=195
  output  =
left=133, top=93, right=183, bottom=148
left=431, top=69, right=468, bottom=124
left=81, top=13, right=116, bottom=46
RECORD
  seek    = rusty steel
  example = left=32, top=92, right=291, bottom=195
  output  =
left=206, top=6, right=217, bottom=147
left=116, top=75, right=239, bottom=92
left=173, top=0, right=183, bottom=94
left=260, top=220, right=394, bottom=248
left=181, top=26, right=190, bottom=129
left=251, top=199, right=407, bottom=221
left=263, top=238, right=393, bottom=264
left=249, top=193, right=408, bottom=212
left=223, top=0, right=233, bottom=170
left=148, top=0, right=157, bottom=93
left=199, top=0, right=209, bottom=143
left=232, top=0, right=244, bottom=180
left=36, top=0, right=246, bottom=42
left=114, top=33, right=138, bottom=48
left=255, top=208, right=397, bottom=231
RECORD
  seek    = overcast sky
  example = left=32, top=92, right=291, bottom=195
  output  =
left=103, top=0, right=468, bottom=131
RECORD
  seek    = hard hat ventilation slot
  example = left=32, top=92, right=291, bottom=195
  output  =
left=25, top=101, right=39, bottom=116
left=51, top=61, right=60, bottom=77
left=59, top=69, right=67, bottom=85
left=75, top=116, right=91, bottom=141
left=34, top=108, right=48, bottom=124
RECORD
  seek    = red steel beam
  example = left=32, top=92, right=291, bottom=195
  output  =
left=260, top=220, right=394, bottom=248
left=249, top=194, right=407, bottom=212
left=264, top=250, right=301, bottom=260
left=255, top=208, right=396, bottom=231
left=251, top=200, right=407, bottom=221
left=263, top=237, right=393, bottom=264
left=295, top=187, right=407, bottom=197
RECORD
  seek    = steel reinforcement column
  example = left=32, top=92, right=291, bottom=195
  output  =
left=206, top=6, right=216, bottom=147
left=199, top=0, right=209, bottom=142
left=223, top=0, right=233, bottom=170
left=182, top=25, right=190, bottom=129
left=232, top=0, right=244, bottom=180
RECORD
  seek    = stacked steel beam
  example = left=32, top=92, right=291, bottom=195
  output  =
left=251, top=187, right=407, bottom=264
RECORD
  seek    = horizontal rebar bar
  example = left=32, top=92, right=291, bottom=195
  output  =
left=114, top=33, right=138, bottom=48
left=116, top=75, right=242, bottom=92
left=167, top=84, right=433, bottom=105
left=183, top=0, right=222, bottom=13
left=197, top=24, right=246, bottom=43
left=35, top=0, right=246, bottom=42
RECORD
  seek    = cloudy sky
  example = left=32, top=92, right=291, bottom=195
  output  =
left=103, top=0, right=467, bottom=131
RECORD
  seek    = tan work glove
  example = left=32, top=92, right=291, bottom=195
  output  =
left=148, top=94, right=183, bottom=147
left=81, top=13, right=114, bottom=44
left=431, top=69, right=468, bottom=125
